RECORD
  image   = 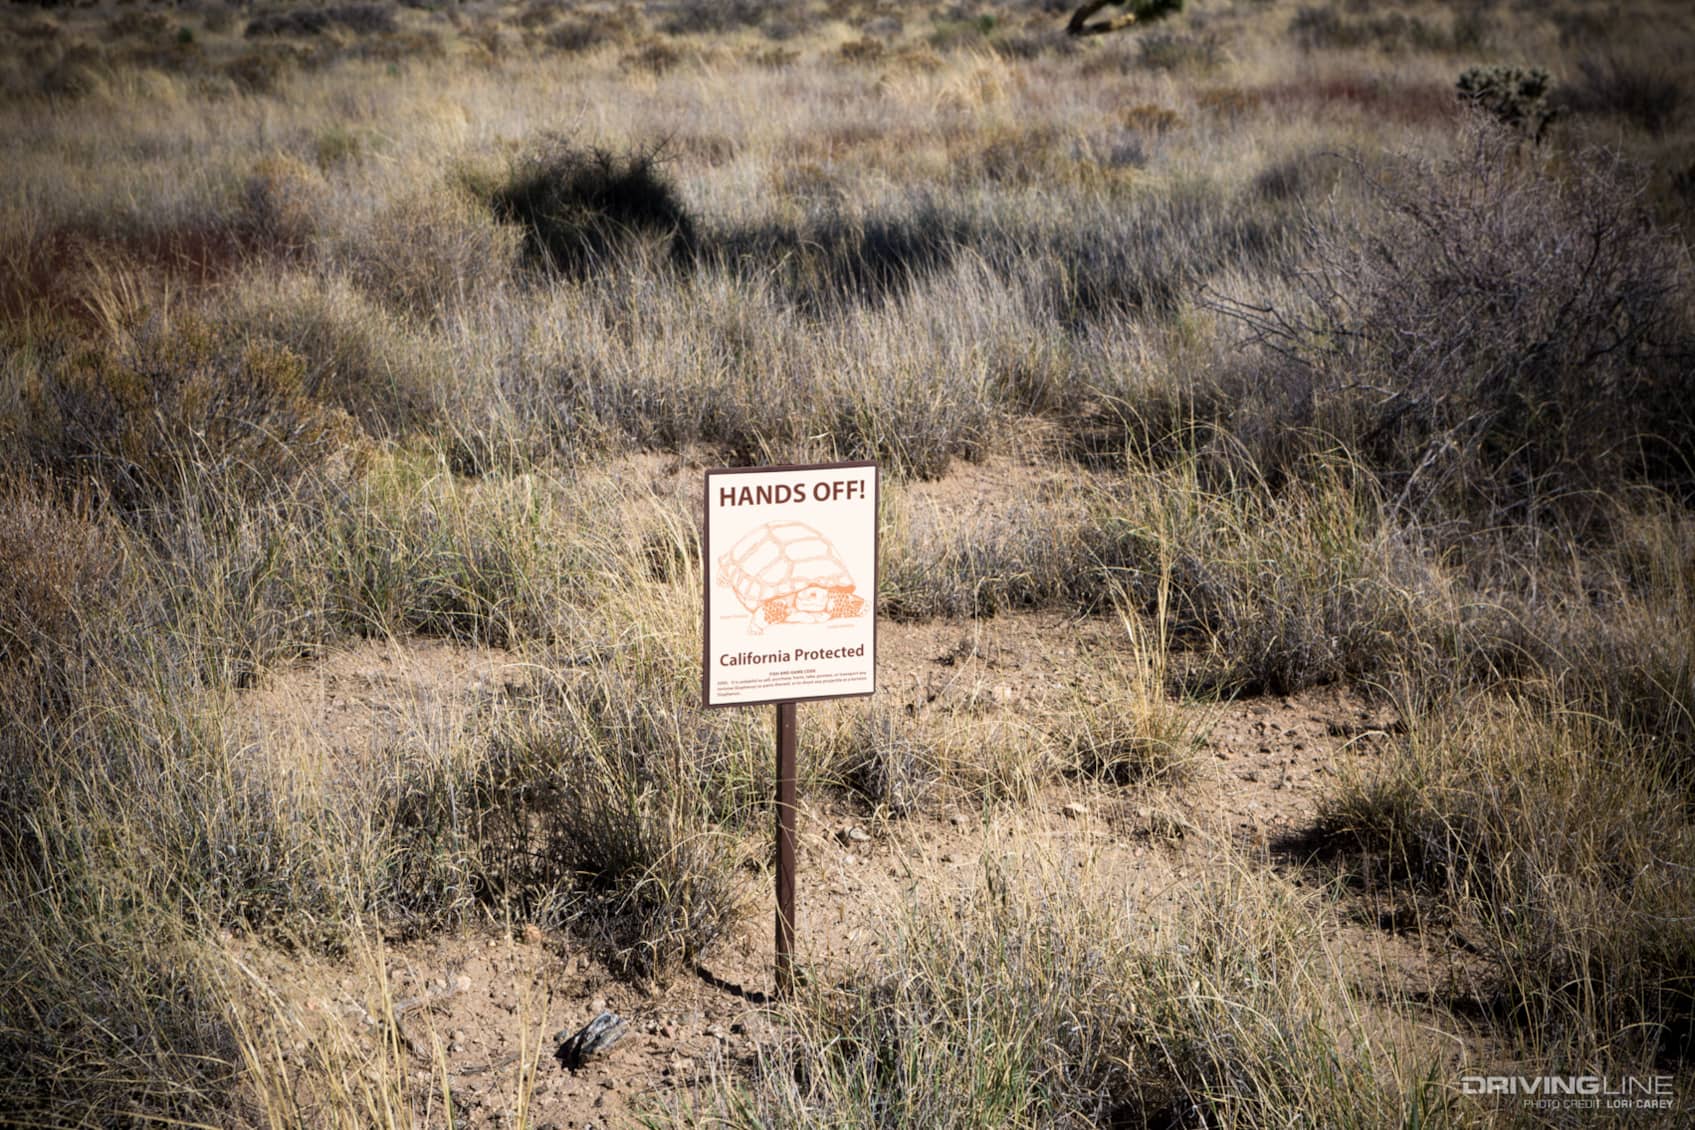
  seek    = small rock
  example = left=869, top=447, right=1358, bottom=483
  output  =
left=521, top=923, right=543, bottom=945
left=706, top=1024, right=726, bottom=1040
left=836, top=827, right=870, bottom=846
left=1060, top=802, right=1088, bottom=819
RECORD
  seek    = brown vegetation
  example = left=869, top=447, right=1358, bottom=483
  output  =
left=2, top=1, right=1693, bottom=1126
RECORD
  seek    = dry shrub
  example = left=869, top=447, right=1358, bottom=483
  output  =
left=622, top=38, right=684, bottom=74
left=836, top=704, right=938, bottom=816
left=1249, top=147, right=1343, bottom=203
left=1119, top=101, right=1183, bottom=133
left=1257, top=74, right=1459, bottom=127
left=106, top=9, right=172, bottom=42
left=0, top=478, right=126, bottom=776
left=15, top=313, right=355, bottom=513
left=838, top=36, right=884, bottom=63
left=244, top=5, right=396, bottom=38
left=0, top=480, right=118, bottom=668
left=39, top=42, right=112, bottom=99
left=221, top=43, right=303, bottom=94
left=0, top=882, right=237, bottom=1128
left=1195, top=82, right=1264, bottom=118
left=661, top=0, right=769, bottom=36
left=1289, top=6, right=1484, bottom=55
left=314, top=457, right=562, bottom=646
left=1213, top=124, right=1695, bottom=530
left=544, top=18, right=608, bottom=54
left=487, top=141, right=697, bottom=278
left=1135, top=29, right=1220, bottom=73
left=482, top=663, right=759, bottom=980
left=715, top=860, right=1437, bottom=1128
left=885, top=460, right=1443, bottom=696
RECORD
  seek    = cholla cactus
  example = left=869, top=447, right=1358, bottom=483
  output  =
left=1067, top=0, right=1184, bottom=38
left=1457, top=65, right=1560, bottom=143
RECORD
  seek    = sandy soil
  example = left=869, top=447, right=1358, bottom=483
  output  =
left=226, top=595, right=1500, bottom=1128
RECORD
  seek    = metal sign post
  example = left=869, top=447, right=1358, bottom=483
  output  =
left=774, top=700, right=798, bottom=994
left=702, top=461, right=878, bottom=998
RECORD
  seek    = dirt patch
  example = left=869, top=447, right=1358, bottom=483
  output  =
left=228, top=613, right=1485, bottom=1126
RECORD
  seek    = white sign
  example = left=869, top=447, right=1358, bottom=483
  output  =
left=703, top=462, right=878, bottom=708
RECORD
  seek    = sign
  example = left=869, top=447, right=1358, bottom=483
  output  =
left=702, top=461, right=879, bottom=709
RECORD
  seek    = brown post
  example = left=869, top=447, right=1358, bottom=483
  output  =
left=774, top=700, right=798, bottom=996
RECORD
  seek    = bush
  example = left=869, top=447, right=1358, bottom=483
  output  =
left=221, top=45, right=301, bottom=94
left=1456, top=65, right=1558, bottom=143
left=708, top=862, right=1436, bottom=1128
left=13, top=314, right=355, bottom=514
left=239, top=153, right=324, bottom=254
left=245, top=5, right=395, bottom=38
left=0, top=479, right=125, bottom=773
left=661, top=0, right=768, bottom=36
left=486, top=141, right=698, bottom=278
left=543, top=18, right=606, bottom=54
left=214, top=271, right=446, bottom=437
left=1211, top=125, right=1695, bottom=529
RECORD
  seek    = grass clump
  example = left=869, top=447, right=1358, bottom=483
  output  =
left=835, top=703, right=939, bottom=817
left=1567, top=54, right=1686, bottom=136
left=487, top=141, right=698, bottom=278
left=336, top=186, right=520, bottom=320
left=1053, top=623, right=1193, bottom=784
left=483, top=662, right=760, bottom=980
left=0, top=877, right=237, bottom=1127
left=214, top=271, right=447, bottom=438
left=696, top=858, right=1445, bottom=1129
left=884, top=459, right=1444, bottom=697
left=1321, top=696, right=1695, bottom=1065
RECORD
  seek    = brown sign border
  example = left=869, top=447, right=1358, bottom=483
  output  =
left=702, top=460, right=879, bottom=709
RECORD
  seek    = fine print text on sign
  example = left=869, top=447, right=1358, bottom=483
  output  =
left=703, top=462, right=878, bottom=708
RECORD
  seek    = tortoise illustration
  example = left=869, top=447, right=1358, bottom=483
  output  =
left=718, top=521, right=867, bottom=635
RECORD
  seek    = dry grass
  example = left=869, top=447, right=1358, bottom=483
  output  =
left=685, top=852, right=1450, bottom=1129
left=3, top=0, right=1695, bottom=1124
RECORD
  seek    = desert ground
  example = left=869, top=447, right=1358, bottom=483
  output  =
left=3, top=1, right=1694, bottom=1127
